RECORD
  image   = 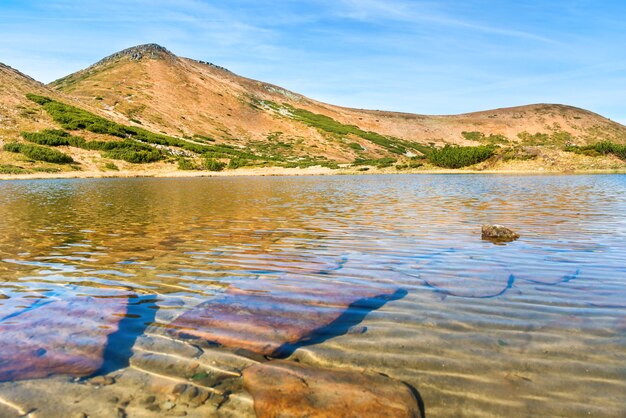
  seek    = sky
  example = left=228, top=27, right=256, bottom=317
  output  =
left=1, top=0, right=625, bottom=123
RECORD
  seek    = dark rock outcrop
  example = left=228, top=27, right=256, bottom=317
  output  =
left=482, top=224, right=520, bottom=243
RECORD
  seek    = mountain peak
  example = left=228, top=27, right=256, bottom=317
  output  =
left=96, top=43, right=175, bottom=66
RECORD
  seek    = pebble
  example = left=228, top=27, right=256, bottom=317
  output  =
left=162, top=401, right=176, bottom=411
left=89, top=375, right=115, bottom=386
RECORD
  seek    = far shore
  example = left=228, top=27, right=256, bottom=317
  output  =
left=2, top=165, right=626, bottom=181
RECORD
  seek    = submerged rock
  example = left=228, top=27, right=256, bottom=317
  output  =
left=0, top=295, right=128, bottom=381
left=168, top=276, right=405, bottom=357
left=482, top=224, right=520, bottom=243
left=243, top=360, right=423, bottom=418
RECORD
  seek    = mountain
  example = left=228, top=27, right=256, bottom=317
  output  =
left=50, top=44, right=626, bottom=152
left=2, top=44, right=625, bottom=176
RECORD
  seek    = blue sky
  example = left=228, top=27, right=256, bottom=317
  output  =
left=1, top=0, right=625, bottom=123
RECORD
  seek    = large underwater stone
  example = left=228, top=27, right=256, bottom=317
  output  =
left=243, top=360, right=423, bottom=418
left=0, top=295, right=128, bottom=381
left=168, top=277, right=404, bottom=357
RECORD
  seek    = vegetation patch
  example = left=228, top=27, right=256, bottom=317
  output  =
left=283, top=156, right=340, bottom=169
left=192, top=134, right=215, bottom=143
left=352, top=157, right=397, bottom=168
left=0, top=164, right=30, bottom=175
left=395, top=158, right=426, bottom=170
left=203, top=158, right=226, bottom=171
left=565, top=141, right=626, bottom=160
left=177, top=158, right=197, bottom=170
left=262, top=100, right=415, bottom=155
left=427, top=145, right=495, bottom=168
left=501, top=146, right=539, bottom=162
left=103, top=148, right=162, bottom=163
left=22, top=129, right=164, bottom=163
left=22, top=129, right=74, bottom=146
left=23, top=95, right=352, bottom=167
left=462, top=131, right=510, bottom=145
left=348, top=142, right=364, bottom=151
left=25, top=94, right=247, bottom=157
left=518, top=131, right=573, bottom=146
left=228, top=158, right=249, bottom=169
left=32, top=166, right=62, bottom=173
left=3, top=142, right=74, bottom=164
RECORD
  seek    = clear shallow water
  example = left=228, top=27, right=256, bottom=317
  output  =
left=0, top=175, right=625, bottom=417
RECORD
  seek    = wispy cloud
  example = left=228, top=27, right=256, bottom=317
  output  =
left=331, top=0, right=560, bottom=44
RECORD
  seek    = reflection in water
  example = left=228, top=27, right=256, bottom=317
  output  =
left=0, top=175, right=625, bottom=417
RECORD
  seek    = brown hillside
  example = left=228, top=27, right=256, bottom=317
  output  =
left=0, top=61, right=177, bottom=174
left=1, top=44, right=625, bottom=177
left=0, top=63, right=62, bottom=139
left=50, top=44, right=626, bottom=160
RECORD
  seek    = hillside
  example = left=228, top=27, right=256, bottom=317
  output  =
left=0, top=62, right=60, bottom=137
left=0, top=61, right=182, bottom=175
left=1, top=43, right=626, bottom=178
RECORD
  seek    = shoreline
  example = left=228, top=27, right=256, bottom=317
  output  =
left=2, top=165, right=626, bottom=181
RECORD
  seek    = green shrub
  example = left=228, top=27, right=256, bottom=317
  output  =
left=564, top=141, right=626, bottom=160
left=32, top=167, right=62, bottom=173
left=348, top=142, right=364, bottom=151
left=352, top=157, right=397, bottom=168
left=228, top=158, right=248, bottom=169
left=22, top=130, right=75, bottom=146
left=550, top=131, right=573, bottom=145
left=192, top=134, right=216, bottom=143
left=427, top=145, right=495, bottom=168
left=408, top=157, right=425, bottom=168
left=21, top=128, right=165, bottom=163
left=25, top=94, right=52, bottom=105
left=177, top=158, right=196, bottom=170
left=518, top=131, right=550, bottom=145
left=593, top=141, right=626, bottom=159
left=462, top=131, right=484, bottom=142
left=203, top=158, right=226, bottom=171
left=103, top=149, right=162, bottom=163
left=0, top=164, right=30, bottom=174
left=463, top=131, right=509, bottom=145
left=502, top=146, right=538, bottom=162
left=3, top=142, right=74, bottom=164
left=104, top=162, right=119, bottom=171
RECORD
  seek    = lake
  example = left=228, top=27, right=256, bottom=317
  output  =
left=0, top=174, right=625, bottom=417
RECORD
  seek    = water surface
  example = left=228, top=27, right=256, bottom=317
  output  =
left=0, top=175, right=625, bottom=417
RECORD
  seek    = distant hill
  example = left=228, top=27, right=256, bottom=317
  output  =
left=2, top=43, right=625, bottom=177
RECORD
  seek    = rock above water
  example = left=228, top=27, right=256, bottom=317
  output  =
left=481, top=224, right=520, bottom=243
left=243, top=360, right=422, bottom=418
